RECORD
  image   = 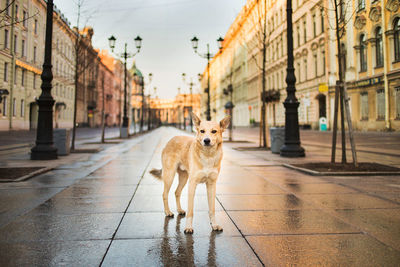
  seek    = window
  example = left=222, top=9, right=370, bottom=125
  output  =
left=12, top=98, right=16, bottom=117
left=14, top=66, right=17, bottom=84
left=314, top=54, right=318, bottom=77
left=322, top=50, right=326, bottom=75
left=15, top=5, right=18, bottom=21
left=33, top=74, right=36, bottom=89
left=360, top=34, right=367, bottom=72
left=2, top=97, right=7, bottom=116
left=358, top=0, right=365, bottom=10
left=394, top=18, right=400, bottom=62
left=339, top=0, right=345, bottom=21
left=312, top=14, right=316, bottom=37
left=22, top=11, right=27, bottom=27
left=33, top=46, right=37, bottom=63
left=34, top=19, right=38, bottom=35
left=373, top=27, right=383, bottom=67
left=297, top=25, right=300, bottom=47
left=4, top=29, right=9, bottom=49
left=341, top=43, right=347, bottom=72
left=5, top=0, right=10, bottom=16
left=320, top=8, right=324, bottom=33
left=360, top=92, right=368, bottom=120
left=303, top=19, right=307, bottom=43
left=4, top=62, right=8, bottom=82
left=21, top=69, right=25, bottom=86
left=20, top=99, right=24, bottom=117
left=304, top=59, right=307, bottom=80
left=396, top=87, right=400, bottom=119
left=376, top=89, right=385, bottom=120
left=14, top=35, right=17, bottom=53
left=21, top=39, right=25, bottom=57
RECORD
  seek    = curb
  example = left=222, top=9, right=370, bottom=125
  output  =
left=0, top=166, right=54, bottom=182
left=283, top=163, right=400, bottom=176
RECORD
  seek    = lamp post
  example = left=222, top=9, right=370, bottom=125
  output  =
left=108, top=35, right=142, bottom=138
left=182, top=73, right=196, bottom=131
left=31, top=0, right=57, bottom=160
left=191, top=36, right=223, bottom=121
left=280, top=0, right=305, bottom=157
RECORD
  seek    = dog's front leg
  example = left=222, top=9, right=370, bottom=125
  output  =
left=206, top=181, right=222, bottom=231
left=184, top=180, right=197, bottom=234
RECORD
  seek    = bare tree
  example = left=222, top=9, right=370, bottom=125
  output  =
left=323, top=0, right=358, bottom=165
left=248, top=0, right=270, bottom=148
left=71, top=0, right=98, bottom=150
left=0, top=0, right=38, bottom=30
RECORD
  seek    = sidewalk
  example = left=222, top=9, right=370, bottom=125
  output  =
left=0, top=127, right=399, bottom=266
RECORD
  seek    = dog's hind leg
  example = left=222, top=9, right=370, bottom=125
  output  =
left=162, top=167, right=176, bottom=217
left=176, top=169, right=188, bottom=215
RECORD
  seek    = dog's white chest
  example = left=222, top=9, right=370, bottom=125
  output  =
left=194, top=155, right=219, bottom=183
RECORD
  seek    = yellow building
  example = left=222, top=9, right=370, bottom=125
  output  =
left=0, top=0, right=76, bottom=130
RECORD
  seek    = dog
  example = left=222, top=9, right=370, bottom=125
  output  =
left=150, top=113, right=230, bottom=234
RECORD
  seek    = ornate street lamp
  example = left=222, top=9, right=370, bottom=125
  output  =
left=31, top=0, right=57, bottom=160
left=108, top=35, right=142, bottom=138
left=280, top=0, right=305, bottom=157
left=190, top=36, right=223, bottom=121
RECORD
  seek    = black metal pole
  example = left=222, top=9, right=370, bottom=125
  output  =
left=122, top=43, right=129, bottom=128
left=206, top=44, right=211, bottom=121
left=31, top=0, right=57, bottom=160
left=280, top=0, right=305, bottom=157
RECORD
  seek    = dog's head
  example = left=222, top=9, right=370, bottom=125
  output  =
left=191, top=113, right=231, bottom=147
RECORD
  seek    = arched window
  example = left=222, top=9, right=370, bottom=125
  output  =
left=394, top=18, right=400, bottom=62
left=360, top=34, right=367, bottom=72
left=376, top=27, right=383, bottom=67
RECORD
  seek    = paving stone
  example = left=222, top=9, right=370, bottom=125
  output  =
left=0, top=240, right=110, bottom=267
left=247, top=234, right=400, bottom=267
left=102, top=237, right=262, bottom=267
left=228, top=210, right=358, bottom=235
left=116, top=212, right=240, bottom=239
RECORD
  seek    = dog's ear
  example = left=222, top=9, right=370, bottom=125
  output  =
left=191, top=112, right=201, bottom=128
left=219, top=116, right=231, bottom=131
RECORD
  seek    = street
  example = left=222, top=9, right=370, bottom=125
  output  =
left=0, top=127, right=399, bottom=266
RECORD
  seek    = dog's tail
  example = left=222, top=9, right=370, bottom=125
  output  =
left=149, top=168, right=162, bottom=180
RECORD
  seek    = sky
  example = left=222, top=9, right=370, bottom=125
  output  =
left=53, top=0, right=246, bottom=99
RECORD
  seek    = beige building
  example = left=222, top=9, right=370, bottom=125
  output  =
left=204, top=0, right=399, bottom=131
left=0, top=0, right=76, bottom=130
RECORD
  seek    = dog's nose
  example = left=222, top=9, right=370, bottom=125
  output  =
left=204, top=138, right=211, bottom=145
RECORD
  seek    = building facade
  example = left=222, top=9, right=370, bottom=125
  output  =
left=203, top=0, right=399, bottom=131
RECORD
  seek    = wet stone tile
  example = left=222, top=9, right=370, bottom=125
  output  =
left=0, top=213, right=123, bottom=242
left=335, top=208, right=400, bottom=251
left=217, top=194, right=315, bottom=211
left=0, top=240, right=110, bottom=267
left=116, top=212, right=240, bottom=239
left=76, top=176, right=142, bottom=186
left=247, top=234, right=400, bottom=267
left=127, top=194, right=223, bottom=213
left=216, top=183, right=286, bottom=195
left=228, top=210, right=358, bottom=236
left=30, top=196, right=130, bottom=215
left=56, top=185, right=137, bottom=198
left=283, top=183, right=356, bottom=194
left=301, top=193, right=400, bottom=209
left=102, top=237, right=262, bottom=267
left=135, top=184, right=208, bottom=196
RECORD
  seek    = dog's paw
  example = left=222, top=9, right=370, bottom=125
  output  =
left=212, top=224, right=223, bottom=231
left=178, top=209, right=186, bottom=216
left=165, top=211, right=174, bottom=217
left=184, top=227, right=194, bottom=234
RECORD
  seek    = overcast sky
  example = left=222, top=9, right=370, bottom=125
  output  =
left=53, top=0, right=246, bottom=99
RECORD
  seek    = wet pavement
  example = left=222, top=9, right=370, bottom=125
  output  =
left=0, top=127, right=400, bottom=266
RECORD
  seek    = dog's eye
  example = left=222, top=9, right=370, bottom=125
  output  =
left=200, top=130, right=205, bottom=133
left=211, top=130, right=217, bottom=134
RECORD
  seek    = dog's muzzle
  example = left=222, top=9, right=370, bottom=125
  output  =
left=203, top=138, right=211, bottom=146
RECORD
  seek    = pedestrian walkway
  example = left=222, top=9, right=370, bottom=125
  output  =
left=0, top=127, right=399, bottom=266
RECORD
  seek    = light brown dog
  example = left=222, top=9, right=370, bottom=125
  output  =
left=150, top=113, right=230, bottom=234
